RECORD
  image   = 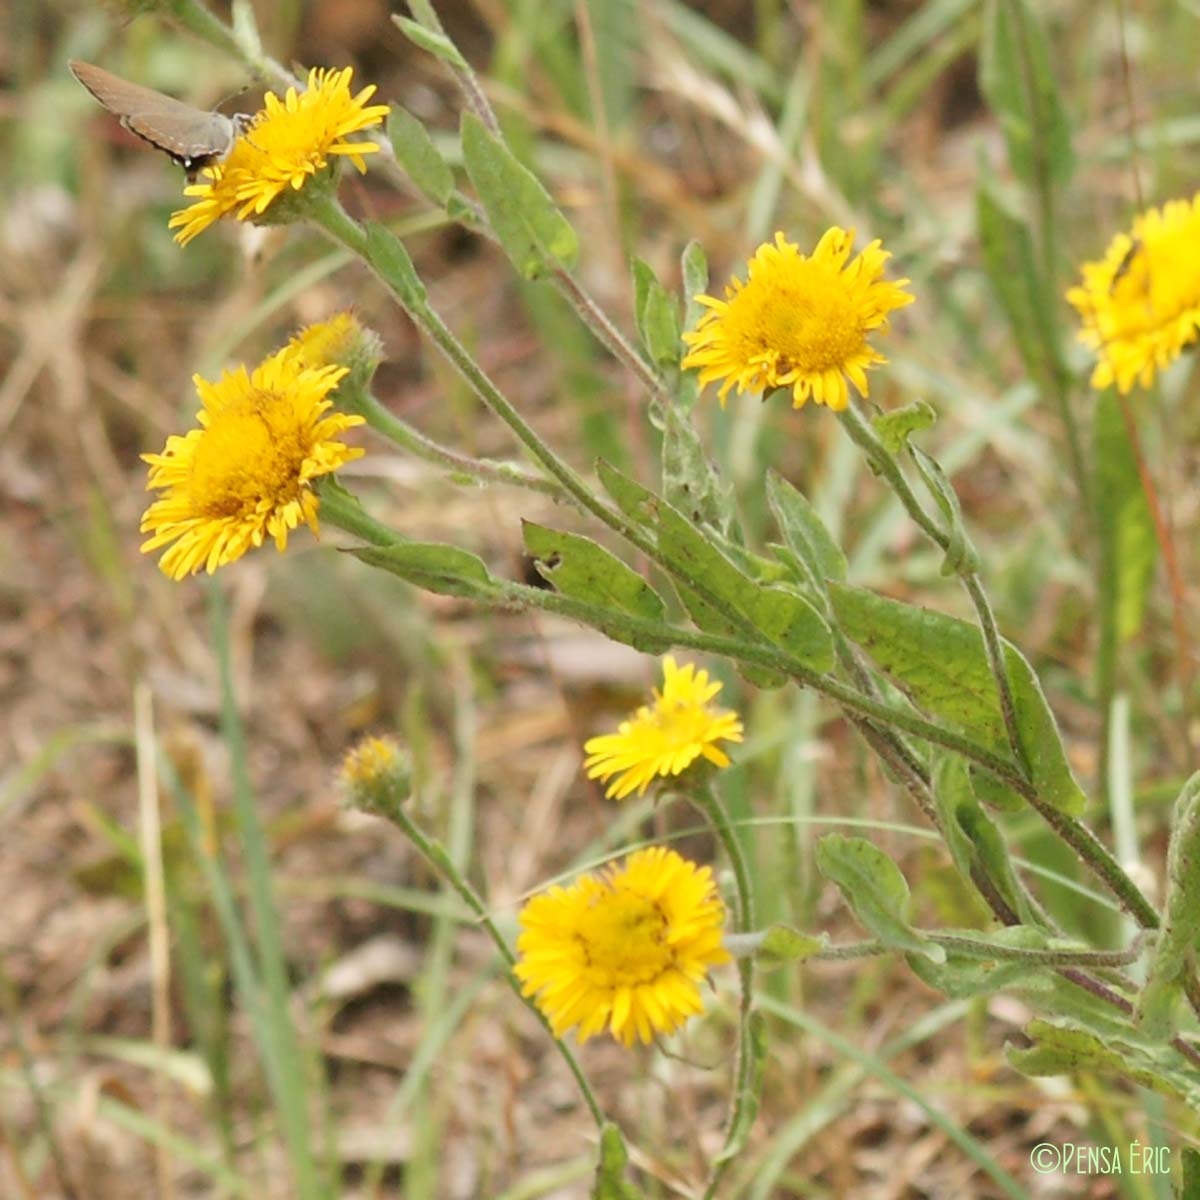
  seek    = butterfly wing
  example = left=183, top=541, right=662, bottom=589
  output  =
left=69, top=60, right=235, bottom=174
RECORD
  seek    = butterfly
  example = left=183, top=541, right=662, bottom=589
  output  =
left=69, top=59, right=251, bottom=181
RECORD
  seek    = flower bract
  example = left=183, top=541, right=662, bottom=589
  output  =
left=170, top=67, right=390, bottom=245
left=681, top=228, right=914, bottom=411
left=140, top=346, right=364, bottom=579
left=514, top=846, right=731, bottom=1047
left=583, top=657, right=743, bottom=800
left=1066, top=194, right=1200, bottom=393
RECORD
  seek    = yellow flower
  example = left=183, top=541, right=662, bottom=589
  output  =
left=340, top=735, right=403, bottom=787
left=170, top=67, right=390, bottom=245
left=583, top=657, right=743, bottom=800
left=285, top=311, right=362, bottom=369
left=140, top=346, right=364, bottom=579
left=1066, top=194, right=1200, bottom=393
left=514, top=846, right=731, bottom=1047
left=338, top=734, right=411, bottom=812
left=681, top=228, right=914, bottom=411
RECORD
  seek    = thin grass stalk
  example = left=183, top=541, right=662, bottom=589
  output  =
left=206, top=584, right=329, bottom=1200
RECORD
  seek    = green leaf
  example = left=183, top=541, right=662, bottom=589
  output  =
left=910, top=954, right=1036, bottom=999
left=815, top=834, right=945, bottom=962
left=930, top=754, right=977, bottom=880
left=713, top=538, right=788, bottom=585
left=713, top=1011, right=766, bottom=1165
left=597, top=460, right=833, bottom=681
left=391, top=14, right=470, bottom=70
left=1182, top=1148, right=1200, bottom=1199
left=829, top=583, right=1086, bottom=814
left=593, top=1123, right=643, bottom=1200
left=659, top=402, right=735, bottom=536
left=765, top=472, right=847, bottom=594
left=658, top=504, right=833, bottom=673
left=757, top=925, right=828, bottom=966
left=908, top=926, right=1048, bottom=998
left=1010, top=977, right=1200, bottom=1104
left=351, top=542, right=496, bottom=599
left=871, top=400, right=937, bottom=455
left=389, top=108, right=454, bottom=206
left=1137, top=773, right=1200, bottom=1039
left=363, top=221, right=427, bottom=309
left=522, top=521, right=666, bottom=621
left=1008, top=1019, right=1197, bottom=1103
left=978, top=0, right=1073, bottom=186
left=445, top=192, right=481, bottom=227
left=631, top=259, right=682, bottom=369
left=680, top=239, right=710, bottom=333
left=461, top=112, right=579, bottom=279
left=673, top=580, right=786, bottom=690
left=909, top=447, right=980, bottom=576
left=596, top=458, right=658, bottom=524
left=1094, top=391, right=1156, bottom=645
left=976, top=177, right=1061, bottom=389
left=678, top=240, right=708, bottom=411
left=953, top=790, right=1044, bottom=923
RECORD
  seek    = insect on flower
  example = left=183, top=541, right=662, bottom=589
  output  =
left=69, top=59, right=252, bottom=181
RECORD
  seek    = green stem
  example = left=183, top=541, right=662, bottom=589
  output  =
left=694, top=782, right=756, bottom=934
left=1026, top=794, right=1159, bottom=930
left=837, top=403, right=944, bottom=543
left=837, top=404, right=1026, bottom=770
left=495, top=576, right=1029, bottom=788
left=809, top=934, right=1146, bottom=969
left=692, top=783, right=756, bottom=1200
left=961, top=572, right=1027, bottom=772
left=356, top=772, right=605, bottom=1128
left=930, top=932, right=1144, bottom=968
left=309, top=200, right=618, bottom=518
left=403, top=0, right=676, bottom=408
left=314, top=482, right=404, bottom=548
left=405, top=0, right=501, bottom=136
left=348, top=389, right=568, bottom=500
left=551, top=266, right=672, bottom=405
left=162, top=0, right=248, bottom=62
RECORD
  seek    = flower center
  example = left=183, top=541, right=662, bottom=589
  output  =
left=733, top=260, right=865, bottom=373
left=652, top=697, right=718, bottom=751
left=187, top=392, right=308, bottom=518
left=578, top=889, right=673, bottom=986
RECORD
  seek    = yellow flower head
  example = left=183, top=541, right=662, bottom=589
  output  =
left=340, top=735, right=403, bottom=787
left=170, top=67, right=390, bottom=245
left=681, top=228, right=914, bottom=411
left=140, top=346, right=364, bottom=579
left=583, top=657, right=743, bottom=800
left=284, top=311, right=383, bottom=401
left=285, top=311, right=363, bottom=370
left=338, top=734, right=411, bottom=812
left=1066, top=194, right=1200, bottom=393
left=514, top=846, right=731, bottom=1047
